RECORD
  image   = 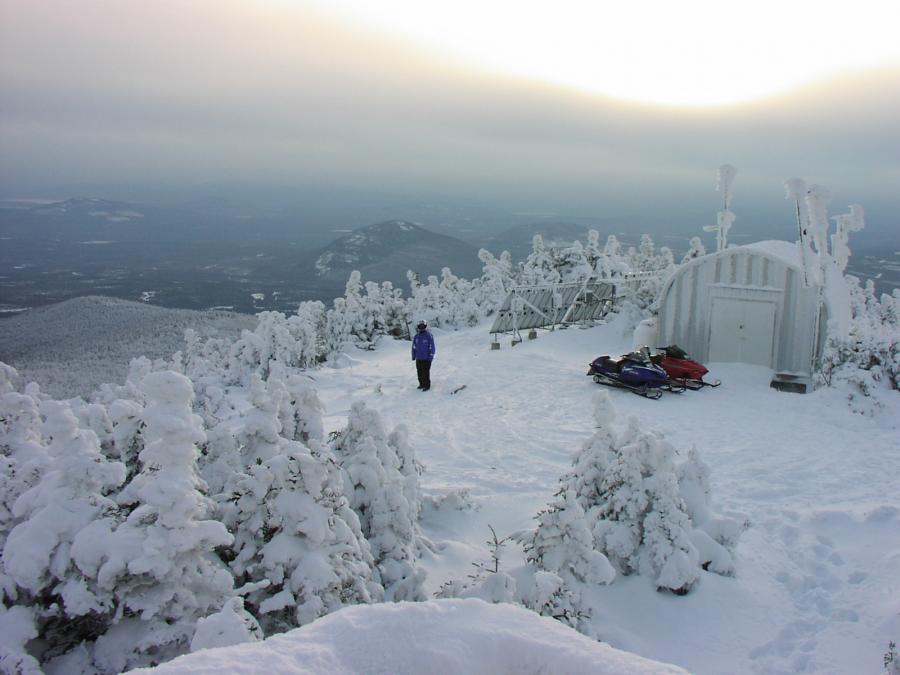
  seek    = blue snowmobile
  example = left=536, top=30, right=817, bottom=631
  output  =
left=587, top=347, right=684, bottom=399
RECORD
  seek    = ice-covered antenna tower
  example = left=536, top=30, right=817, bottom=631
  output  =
left=785, top=177, right=817, bottom=286
left=831, top=204, right=865, bottom=272
left=703, top=164, right=737, bottom=252
left=805, top=184, right=831, bottom=262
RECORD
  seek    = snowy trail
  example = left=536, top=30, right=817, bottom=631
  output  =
left=316, top=320, right=900, bottom=675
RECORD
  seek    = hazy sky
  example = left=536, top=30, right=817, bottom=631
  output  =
left=1, top=0, right=898, bottom=230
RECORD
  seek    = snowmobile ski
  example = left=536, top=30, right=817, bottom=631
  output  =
left=591, top=372, right=664, bottom=399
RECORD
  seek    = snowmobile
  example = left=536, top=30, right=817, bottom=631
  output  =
left=651, top=345, right=721, bottom=390
left=587, top=347, right=683, bottom=399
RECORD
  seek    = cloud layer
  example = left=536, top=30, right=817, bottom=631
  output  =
left=2, top=0, right=898, bottom=229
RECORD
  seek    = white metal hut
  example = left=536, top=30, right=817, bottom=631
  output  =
left=656, top=240, right=828, bottom=391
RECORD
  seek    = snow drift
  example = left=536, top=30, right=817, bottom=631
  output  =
left=135, top=599, right=687, bottom=674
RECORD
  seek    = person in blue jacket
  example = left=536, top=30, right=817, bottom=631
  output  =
left=411, top=320, right=436, bottom=391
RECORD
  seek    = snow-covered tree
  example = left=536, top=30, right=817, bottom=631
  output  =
left=2, top=401, right=126, bottom=655
left=521, top=235, right=561, bottom=286
left=223, top=436, right=382, bottom=633
left=556, top=240, right=592, bottom=283
left=624, top=234, right=674, bottom=310
left=526, top=488, right=616, bottom=587
left=377, top=281, right=409, bottom=337
left=682, top=236, right=707, bottom=263
left=295, top=301, right=328, bottom=366
left=331, top=402, right=425, bottom=601
left=0, top=381, right=49, bottom=560
left=599, top=235, right=629, bottom=278
left=519, top=569, right=583, bottom=630
left=83, top=371, right=234, bottom=671
left=435, top=524, right=517, bottom=606
left=587, top=414, right=700, bottom=593
left=819, top=277, right=900, bottom=408
left=340, top=271, right=384, bottom=349
left=324, top=297, right=350, bottom=359
left=475, top=249, right=514, bottom=316
left=531, top=393, right=737, bottom=596
left=584, top=229, right=603, bottom=269
left=676, top=448, right=742, bottom=575
left=388, top=424, right=424, bottom=523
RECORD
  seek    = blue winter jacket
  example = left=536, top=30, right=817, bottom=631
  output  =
left=412, top=330, right=436, bottom=361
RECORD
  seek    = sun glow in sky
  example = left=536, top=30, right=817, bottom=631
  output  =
left=305, top=0, right=900, bottom=106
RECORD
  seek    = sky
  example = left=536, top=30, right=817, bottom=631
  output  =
left=1, top=0, right=898, bottom=232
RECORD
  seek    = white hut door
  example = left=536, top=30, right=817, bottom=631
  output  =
left=708, top=298, right=776, bottom=366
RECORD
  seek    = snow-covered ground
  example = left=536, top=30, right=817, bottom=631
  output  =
left=139, top=599, right=686, bottom=674
left=306, top=318, right=900, bottom=675
left=4, top=306, right=898, bottom=674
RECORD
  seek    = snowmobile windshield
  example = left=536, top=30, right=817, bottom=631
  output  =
left=623, top=350, right=651, bottom=364
left=663, top=345, right=689, bottom=360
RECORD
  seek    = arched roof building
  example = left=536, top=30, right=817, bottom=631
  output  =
left=656, top=241, right=827, bottom=391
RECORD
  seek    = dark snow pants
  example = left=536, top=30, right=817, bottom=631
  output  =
left=416, top=359, right=432, bottom=390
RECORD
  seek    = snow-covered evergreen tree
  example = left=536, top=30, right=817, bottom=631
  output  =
left=676, top=448, right=742, bottom=575
left=519, top=569, right=583, bottom=630
left=682, top=236, right=707, bottom=263
left=435, top=525, right=516, bottom=605
left=531, top=392, right=736, bottom=596
left=223, top=436, right=382, bottom=632
left=584, top=229, right=602, bottom=270
left=377, top=281, right=409, bottom=337
left=598, top=234, right=630, bottom=278
left=521, top=235, right=561, bottom=286
left=526, top=488, right=616, bottom=587
left=0, top=379, right=49, bottom=561
left=476, top=248, right=514, bottom=315
left=331, top=402, right=425, bottom=601
left=324, top=297, right=350, bottom=359
left=295, top=301, right=328, bottom=366
left=819, top=276, right=900, bottom=408
left=556, top=240, right=592, bottom=283
left=339, top=271, right=385, bottom=349
left=84, top=371, right=234, bottom=672
left=2, top=400, right=126, bottom=656
left=388, top=424, right=424, bottom=523
left=588, top=415, right=700, bottom=593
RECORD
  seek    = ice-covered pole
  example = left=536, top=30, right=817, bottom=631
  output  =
left=805, top=184, right=831, bottom=260
left=785, top=177, right=814, bottom=286
left=703, top=164, right=737, bottom=252
left=831, top=204, right=865, bottom=272
left=717, top=164, right=737, bottom=212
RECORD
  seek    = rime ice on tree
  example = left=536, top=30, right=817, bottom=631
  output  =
left=531, top=393, right=740, bottom=596
left=2, top=399, right=125, bottom=651
left=86, top=371, right=234, bottom=672
left=331, top=401, right=425, bottom=602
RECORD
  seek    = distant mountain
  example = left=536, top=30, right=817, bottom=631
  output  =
left=311, top=220, right=482, bottom=289
left=0, top=197, right=192, bottom=242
